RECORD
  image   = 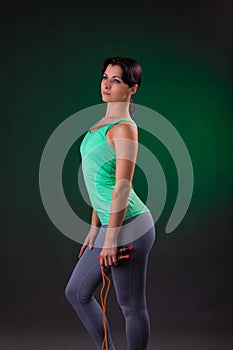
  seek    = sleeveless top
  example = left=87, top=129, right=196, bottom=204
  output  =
left=80, top=117, right=150, bottom=225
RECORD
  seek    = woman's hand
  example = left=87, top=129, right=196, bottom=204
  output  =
left=99, top=245, right=118, bottom=268
left=78, top=227, right=100, bottom=258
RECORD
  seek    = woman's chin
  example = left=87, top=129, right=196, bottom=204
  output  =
left=101, top=96, right=111, bottom=102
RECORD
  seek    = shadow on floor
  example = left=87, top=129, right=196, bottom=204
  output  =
left=0, top=330, right=232, bottom=350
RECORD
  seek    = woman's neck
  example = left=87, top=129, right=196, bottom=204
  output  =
left=103, top=102, right=131, bottom=120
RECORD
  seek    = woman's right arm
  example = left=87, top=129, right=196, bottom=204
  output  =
left=78, top=209, right=101, bottom=258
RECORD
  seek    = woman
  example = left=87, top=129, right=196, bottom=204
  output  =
left=65, top=57, right=156, bottom=350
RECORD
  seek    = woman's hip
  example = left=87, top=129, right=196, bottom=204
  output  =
left=94, top=211, right=156, bottom=248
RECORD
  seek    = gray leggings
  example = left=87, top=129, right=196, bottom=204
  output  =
left=65, top=211, right=156, bottom=350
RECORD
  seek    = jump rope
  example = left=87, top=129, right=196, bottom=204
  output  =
left=98, top=245, right=134, bottom=350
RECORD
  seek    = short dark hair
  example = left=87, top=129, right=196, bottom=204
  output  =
left=101, top=56, right=142, bottom=88
left=101, top=56, right=142, bottom=115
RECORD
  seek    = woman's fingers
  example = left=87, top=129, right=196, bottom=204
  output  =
left=80, top=244, right=118, bottom=267
left=99, top=255, right=107, bottom=268
left=78, top=234, right=91, bottom=258
left=88, top=230, right=99, bottom=250
left=112, top=254, right=118, bottom=266
left=99, top=256, right=104, bottom=268
left=78, top=244, right=87, bottom=258
left=88, top=238, right=94, bottom=250
left=78, top=228, right=101, bottom=258
left=99, top=249, right=118, bottom=268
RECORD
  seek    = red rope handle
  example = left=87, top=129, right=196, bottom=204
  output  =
left=100, top=268, right=111, bottom=350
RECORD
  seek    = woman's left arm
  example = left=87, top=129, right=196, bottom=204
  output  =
left=99, top=123, right=138, bottom=268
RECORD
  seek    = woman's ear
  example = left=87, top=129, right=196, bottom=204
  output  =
left=130, top=84, right=138, bottom=95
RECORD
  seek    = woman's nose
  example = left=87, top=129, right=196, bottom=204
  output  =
left=104, top=80, right=111, bottom=89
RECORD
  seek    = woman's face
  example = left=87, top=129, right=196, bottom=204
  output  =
left=101, top=64, right=135, bottom=103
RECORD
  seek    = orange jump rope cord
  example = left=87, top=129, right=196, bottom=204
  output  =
left=100, top=268, right=111, bottom=350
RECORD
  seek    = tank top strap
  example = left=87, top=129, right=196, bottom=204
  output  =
left=109, top=117, right=136, bottom=124
left=104, top=117, right=136, bottom=130
left=102, top=117, right=136, bottom=136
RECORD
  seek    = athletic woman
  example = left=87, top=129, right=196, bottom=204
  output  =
left=65, top=57, right=156, bottom=350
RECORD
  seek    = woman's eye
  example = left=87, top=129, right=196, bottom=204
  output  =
left=102, top=76, right=120, bottom=83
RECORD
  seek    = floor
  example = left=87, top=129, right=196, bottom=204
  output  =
left=0, top=330, right=232, bottom=350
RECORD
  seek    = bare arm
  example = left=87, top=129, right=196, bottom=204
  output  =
left=78, top=208, right=101, bottom=258
left=91, top=208, right=101, bottom=229
left=99, top=123, right=138, bottom=267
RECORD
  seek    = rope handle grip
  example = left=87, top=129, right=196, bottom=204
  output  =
left=98, top=245, right=134, bottom=262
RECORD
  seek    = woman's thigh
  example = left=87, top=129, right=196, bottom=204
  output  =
left=111, top=212, right=156, bottom=306
left=65, top=227, right=111, bottom=300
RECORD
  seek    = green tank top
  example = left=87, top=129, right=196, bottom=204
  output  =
left=80, top=117, right=150, bottom=225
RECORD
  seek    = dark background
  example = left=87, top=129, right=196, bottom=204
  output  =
left=1, top=0, right=233, bottom=349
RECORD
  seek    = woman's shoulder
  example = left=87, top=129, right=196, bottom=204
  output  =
left=107, top=119, right=138, bottom=139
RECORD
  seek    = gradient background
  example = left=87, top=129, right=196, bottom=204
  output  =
left=1, top=0, right=233, bottom=349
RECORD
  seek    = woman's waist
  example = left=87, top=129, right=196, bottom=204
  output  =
left=94, top=211, right=155, bottom=248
